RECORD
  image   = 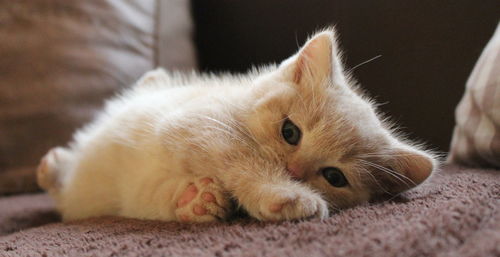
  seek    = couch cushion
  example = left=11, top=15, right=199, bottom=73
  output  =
left=448, top=24, right=500, bottom=168
left=0, top=0, right=196, bottom=194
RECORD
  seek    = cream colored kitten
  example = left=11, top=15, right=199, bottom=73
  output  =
left=37, top=29, right=436, bottom=222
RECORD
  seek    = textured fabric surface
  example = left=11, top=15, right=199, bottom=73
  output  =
left=0, top=165, right=498, bottom=257
left=0, top=0, right=197, bottom=194
left=449, top=24, right=500, bottom=168
left=0, top=194, right=58, bottom=237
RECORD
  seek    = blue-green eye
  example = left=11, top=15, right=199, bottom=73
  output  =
left=321, top=167, right=348, bottom=187
left=281, top=119, right=301, bottom=145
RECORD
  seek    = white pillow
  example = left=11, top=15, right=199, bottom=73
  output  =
left=448, top=23, right=500, bottom=168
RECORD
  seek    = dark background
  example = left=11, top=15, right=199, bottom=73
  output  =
left=191, top=0, right=499, bottom=152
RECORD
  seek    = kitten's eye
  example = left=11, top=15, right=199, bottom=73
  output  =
left=281, top=119, right=301, bottom=145
left=321, top=167, right=348, bottom=187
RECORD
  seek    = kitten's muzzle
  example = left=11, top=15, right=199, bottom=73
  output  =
left=286, top=163, right=305, bottom=180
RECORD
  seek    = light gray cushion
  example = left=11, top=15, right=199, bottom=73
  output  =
left=448, top=24, right=500, bottom=168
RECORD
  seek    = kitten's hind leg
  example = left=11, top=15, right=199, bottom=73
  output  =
left=36, top=147, right=72, bottom=192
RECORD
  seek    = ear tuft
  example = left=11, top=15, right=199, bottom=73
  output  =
left=292, top=31, right=334, bottom=85
left=279, top=29, right=347, bottom=91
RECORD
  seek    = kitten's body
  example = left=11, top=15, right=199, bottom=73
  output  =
left=38, top=30, right=436, bottom=222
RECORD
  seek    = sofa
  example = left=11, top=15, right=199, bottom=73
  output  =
left=0, top=1, right=499, bottom=256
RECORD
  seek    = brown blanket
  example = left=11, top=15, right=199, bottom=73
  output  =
left=0, top=164, right=499, bottom=257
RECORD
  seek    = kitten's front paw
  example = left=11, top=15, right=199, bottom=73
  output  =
left=255, top=189, right=329, bottom=221
left=175, top=177, right=233, bottom=223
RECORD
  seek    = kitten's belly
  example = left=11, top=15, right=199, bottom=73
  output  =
left=60, top=126, right=185, bottom=220
left=59, top=86, right=220, bottom=220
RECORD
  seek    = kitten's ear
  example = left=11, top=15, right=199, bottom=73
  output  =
left=279, top=29, right=347, bottom=89
left=382, top=149, right=436, bottom=194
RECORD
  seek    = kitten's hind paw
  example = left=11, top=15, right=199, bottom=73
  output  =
left=36, top=147, right=70, bottom=191
left=175, top=177, right=233, bottom=223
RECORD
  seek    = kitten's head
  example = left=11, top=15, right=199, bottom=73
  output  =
left=243, top=29, right=437, bottom=208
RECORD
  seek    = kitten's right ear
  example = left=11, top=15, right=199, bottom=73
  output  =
left=279, top=29, right=348, bottom=91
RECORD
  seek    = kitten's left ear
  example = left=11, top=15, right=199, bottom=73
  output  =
left=383, top=149, right=436, bottom=194
left=279, top=29, right=347, bottom=90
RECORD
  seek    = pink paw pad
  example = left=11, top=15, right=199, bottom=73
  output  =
left=269, top=203, right=284, bottom=213
left=177, top=184, right=198, bottom=207
left=193, top=204, right=207, bottom=215
left=200, top=177, right=214, bottom=185
left=201, top=192, right=216, bottom=202
left=179, top=214, right=190, bottom=222
left=175, top=177, right=228, bottom=222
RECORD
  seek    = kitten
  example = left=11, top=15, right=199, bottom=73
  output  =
left=37, top=29, right=437, bottom=222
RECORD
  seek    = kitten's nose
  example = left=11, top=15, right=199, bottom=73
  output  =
left=286, top=163, right=304, bottom=180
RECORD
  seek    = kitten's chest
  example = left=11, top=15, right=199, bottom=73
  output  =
left=116, top=85, right=249, bottom=177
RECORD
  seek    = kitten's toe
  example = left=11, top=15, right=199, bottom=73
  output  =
left=257, top=190, right=329, bottom=221
left=37, top=147, right=64, bottom=191
left=175, top=177, right=233, bottom=223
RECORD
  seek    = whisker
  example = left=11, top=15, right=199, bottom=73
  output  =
left=347, top=55, right=382, bottom=73
left=195, top=114, right=257, bottom=146
left=355, top=164, right=391, bottom=195
left=358, top=159, right=416, bottom=188
left=202, top=125, right=250, bottom=147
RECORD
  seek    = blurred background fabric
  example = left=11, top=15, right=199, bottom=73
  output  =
left=0, top=0, right=197, bottom=194
left=448, top=24, right=500, bottom=169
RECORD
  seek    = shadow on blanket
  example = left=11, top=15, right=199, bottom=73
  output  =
left=0, top=165, right=498, bottom=257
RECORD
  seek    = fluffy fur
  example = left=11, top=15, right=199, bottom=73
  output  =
left=37, top=29, right=437, bottom=222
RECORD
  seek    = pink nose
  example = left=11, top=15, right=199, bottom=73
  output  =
left=286, top=163, right=304, bottom=179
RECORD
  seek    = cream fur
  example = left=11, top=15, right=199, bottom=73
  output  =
left=37, top=29, right=437, bottom=222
